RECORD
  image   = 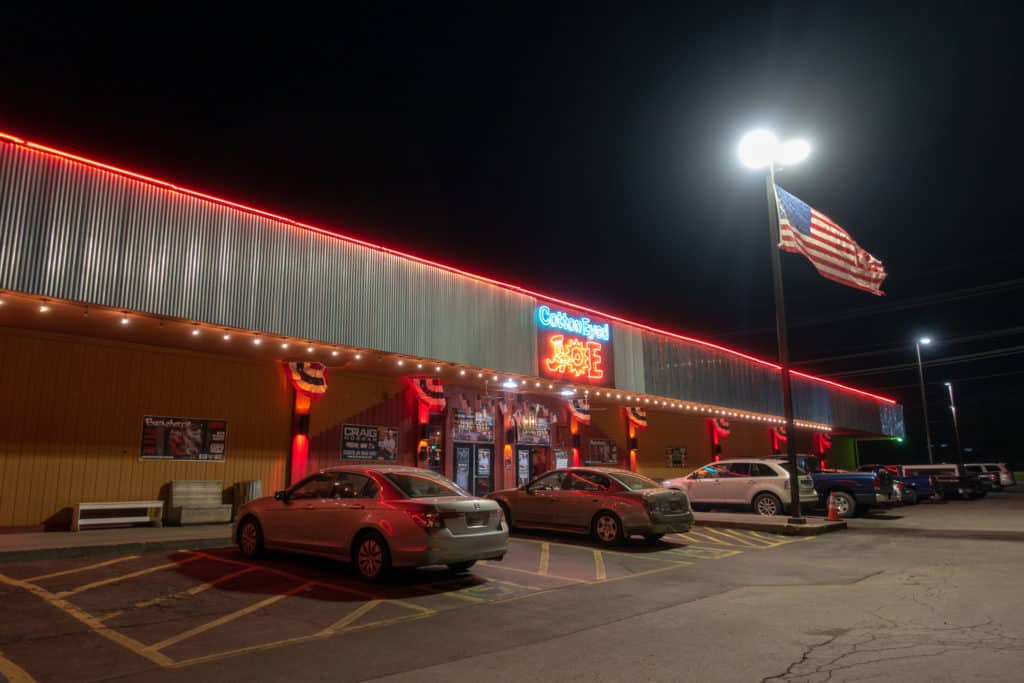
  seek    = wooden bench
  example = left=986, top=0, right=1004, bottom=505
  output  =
left=167, top=480, right=232, bottom=525
left=72, top=501, right=164, bottom=532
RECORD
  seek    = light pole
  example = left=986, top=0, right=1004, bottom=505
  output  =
left=914, top=337, right=934, bottom=463
left=738, top=129, right=811, bottom=523
left=944, top=381, right=964, bottom=469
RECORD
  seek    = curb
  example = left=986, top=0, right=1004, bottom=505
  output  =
left=695, top=517, right=847, bottom=536
left=0, top=536, right=233, bottom=564
left=845, top=527, right=1024, bottom=542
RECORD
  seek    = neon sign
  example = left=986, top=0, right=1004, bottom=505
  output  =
left=537, top=304, right=614, bottom=386
left=537, top=305, right=610, bottom=342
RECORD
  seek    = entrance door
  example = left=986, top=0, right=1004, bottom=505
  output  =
left=453, top=443, right=495, bottom=496
left=516, top=447, right=533, bottom=487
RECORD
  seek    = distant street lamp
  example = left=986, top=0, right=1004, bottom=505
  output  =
left=914, top=337, right=934, bottom=463
left=944, top=381, right=965, bottom=469
left=738, top=128, right=811, bottom=523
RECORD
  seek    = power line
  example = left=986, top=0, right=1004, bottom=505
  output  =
left=823, top=345, right=1024, bottom=378
left=792, top=326, right=1024, bottom=367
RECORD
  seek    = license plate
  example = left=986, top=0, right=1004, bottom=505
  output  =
left=465, top=512, right=487, bottom=527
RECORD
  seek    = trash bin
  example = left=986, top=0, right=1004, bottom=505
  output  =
left=232, top=480, right=263, bottom=516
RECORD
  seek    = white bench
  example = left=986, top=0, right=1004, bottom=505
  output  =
left=72, top=500, right=164, bottom=532
left=167, top=480, right=232, bottom=525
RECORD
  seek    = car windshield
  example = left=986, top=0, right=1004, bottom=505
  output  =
left=610, top=472, right=661, bottom=490
left=385, top=471, right=466, bottom=498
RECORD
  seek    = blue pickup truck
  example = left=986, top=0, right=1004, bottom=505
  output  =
left=767, top=455, right=894, bottom=518
left=856, top=464, right=940, bottom=504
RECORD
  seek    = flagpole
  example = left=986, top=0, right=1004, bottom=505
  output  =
left=765, top=164, right=805, bottom=524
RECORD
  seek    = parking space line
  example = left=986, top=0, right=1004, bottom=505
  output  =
left=134, top=566, right=259, bottom=609
left=511, top=537, right=695, bottom=565
left=0, top=650, right=37, bottom=683
left=55, top=556, right=204, bottom=598
left=676, top=530, right=732, bottom=545
left=479, top=561, right=586, bottom=583
left=704, top=528, right=762, bottom=547
left=24, top=555, right=141, bottom=583
left=537, top=543, right=550, bottom=575
left=97, top=610, right=123, bottom=622
left=0, top=572, right=174, bottom=667
left=149, top=580, right=317, bottom=652
left=593, top=550, right=606, bottom=581
left=319, top=599, right=381, bottom=635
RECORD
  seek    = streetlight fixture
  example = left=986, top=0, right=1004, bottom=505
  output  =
left=738, top=128, right=811, bottom=524
left=944, top=381, right=964, bottom=469
left=914, top=337, right=934, bottom=463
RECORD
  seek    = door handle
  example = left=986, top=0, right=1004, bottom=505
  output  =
left=344, top=504, right=365, bottom=510
left=304, top=505, right=315, bottom=510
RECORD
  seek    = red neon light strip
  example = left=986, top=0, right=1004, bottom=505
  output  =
left=0, top=130, right=895, bottom=404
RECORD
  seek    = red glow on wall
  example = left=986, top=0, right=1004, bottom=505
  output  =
left=0, top=130, right=896, bottom=405
left=291, top=433, right=309, bottom=479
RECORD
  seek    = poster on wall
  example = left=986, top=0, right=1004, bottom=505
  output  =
left=140, top=416, right=226, bottom=461
left=516, top=415, right=551, bottom=446
left=587, top=439, right=618, bottom=465
left=665, top=447, right=686, bottom=467
left=341, top=424, right=398, bottom=461
left=452, top=410, right=495, bottom=443
left=554, top=448, right=569, bottom=470
left=517, top=447, right=532, bottom=486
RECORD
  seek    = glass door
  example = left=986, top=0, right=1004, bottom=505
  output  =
left=516, top=446, right=533, bottom=487
left=454, top=443, right=494, bottom=496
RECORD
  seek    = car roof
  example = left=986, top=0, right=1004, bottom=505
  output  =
left=560, top=467, right=644, bottom=475
left=709, top=458, right=785, bottom=465
left=317, top=464, right=436, bottom=475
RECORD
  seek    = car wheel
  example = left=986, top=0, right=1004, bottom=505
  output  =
left=903, top=489, right=919, bottom=505
left=353, top=531, right=391, bottom=582
left=447, top=561, right=476, bottom=573
left=591, top=511, right=624, bottom=546
left=752, top=492, right=783, bottom=516
left=643, top=533, right=664, bottom=544
left=497, top=502, right=514, bottom=530
left=238, top=517, right=264, bottom=559
left=831, top=491, right=857, bottom=518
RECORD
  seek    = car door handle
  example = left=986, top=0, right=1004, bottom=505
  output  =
left=304, top=505, right=315, bottom=510
left=343, top=504, right=365, bottom=510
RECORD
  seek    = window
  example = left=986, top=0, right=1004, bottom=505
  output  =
left=333, top=473, right=378, bottom=499
left=290, top=473, right=337, bottom=500
left=564, top=471, right=611, bottom=492
left=611, top=472, right=661, bottom=491
left=721, top=463, right=751, bottom=477
left=750, top=463, right=779, bottom=477
left=529, top=471, right=566, bottom=491
left=690, top=465, right=720, bottom=479
left=385, top=471, right=464, bottom=498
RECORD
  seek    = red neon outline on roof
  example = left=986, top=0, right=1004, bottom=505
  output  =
left=0, top=129, right=895, bottom=405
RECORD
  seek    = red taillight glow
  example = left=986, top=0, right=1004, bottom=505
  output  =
left=873, top=477, right=881, bottom=491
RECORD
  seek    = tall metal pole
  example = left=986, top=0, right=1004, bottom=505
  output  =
left=914, top=342, right=935, bottom=463
left=765, top=166, right=804, bottom=523
left=945, top=383, right=964, bottom=469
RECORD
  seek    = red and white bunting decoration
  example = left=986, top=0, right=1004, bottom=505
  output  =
left=285, top=361, right=328, bottom=399
left=769, top=425, right=788, bottom=453
left=624, top=406, right=648, bottom=430
left=814, top=432, right=832, bottom=455
left=407, top=375, right=446, bottom=413
left=567, top=398, right=591, bottom=425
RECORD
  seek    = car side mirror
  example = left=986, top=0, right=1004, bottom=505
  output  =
left=274, top=490, right=288, bottom=501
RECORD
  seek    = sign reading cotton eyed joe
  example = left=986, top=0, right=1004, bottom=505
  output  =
left=536, top=304, right=614, bottom=387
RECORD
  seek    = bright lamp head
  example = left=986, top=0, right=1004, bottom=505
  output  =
left=777, top=138, right=811, bottom=166
left=918, top=337, right=932, bottom=345
left=737, top=129, right=778, bottom=169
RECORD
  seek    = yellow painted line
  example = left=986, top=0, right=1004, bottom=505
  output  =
left=593, top=550, right=606, bottom=581
left=537, top=542, right=550, bottom=575
left=704, top=527, right=763, bottom=547
left=0, top=650, right=36, bottom=683
left=149, top=581, right=316, bottom=652
left=473, top=575, right=545, bottom=591
left=25, top=555, right=141, bottom=583
left=479, top=561, right=586, bottom=583
left=510, top=536, right=695, bottom=564
left=679, top=530, right=732, bottom=546
left=319, top=599, right=380, bottom=635
left=134, top=566, right=258, bottom=609
left=97, top=610, right=123, bottom=622
left=0, top=573, right=174, bottom=667
left=56, top=556, right=204, bottom=598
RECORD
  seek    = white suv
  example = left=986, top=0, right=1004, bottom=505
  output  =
left=966, top=463, right=1016, bottom=488
left=661, top=458, right=819, bottom=516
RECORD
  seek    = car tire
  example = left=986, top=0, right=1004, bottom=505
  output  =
left=353, top=531, right=392, bottom=582
left=591, top=511, right=625, bottom=546
left=237, top=517, right=264, bottom=559
left=497, top=502, right=514, bottom=531
left=830, top=491, right=857, bottom=518
left=447, top=561, right=476, bottom=573
left=752, top=492, right=783, bottom=516
left=643, top=533, right=664, bottom=544
left=902, top=489, right=919, bottom=505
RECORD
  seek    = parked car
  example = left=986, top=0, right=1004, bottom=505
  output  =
left=767, top=455, right=894, bottom=517
left=661, top=458, right=818, bottom=517
left=856, top=464, right=940, bottom=503
left=488, top=467, right=694, bottom=545
left=891, top=479, right=907, bottom=505
left=966, top=462, right=1017, bottom=488
left=964, top=464, right=1007, bottom=492
left=901, top=463, right=983, bottom=500
left=234, top=465, right=509, bottom=581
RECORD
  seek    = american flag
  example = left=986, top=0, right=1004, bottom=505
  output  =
left=774, top=185, right=887, bottom=296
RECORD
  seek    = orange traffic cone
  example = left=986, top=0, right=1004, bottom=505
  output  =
left=826, top=492, right=841, bottom=521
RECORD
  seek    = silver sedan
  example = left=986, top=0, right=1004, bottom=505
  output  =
left=233, top=465, right=508, bottom=581
left=488, top=467, right=694, bottom=545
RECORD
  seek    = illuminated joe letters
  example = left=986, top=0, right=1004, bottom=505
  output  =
left=536, top=305, right=613, bottom=386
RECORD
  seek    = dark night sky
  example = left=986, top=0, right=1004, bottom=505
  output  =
left=3, top=3, right=1022, bottom=464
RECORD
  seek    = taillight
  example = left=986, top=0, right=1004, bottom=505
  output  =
left=873, top=477, right=881, bottom=491
left=929, top=477, right=936, bottom=488
left=399, top=503, right=456, bottom=531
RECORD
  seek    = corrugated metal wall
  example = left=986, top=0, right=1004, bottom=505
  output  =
left=0, top=144, right=537, bottom=375
left=0, top=140, right=901, bottom=435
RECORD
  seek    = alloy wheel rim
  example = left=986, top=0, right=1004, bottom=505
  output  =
left=358, top=539, right=383, bottom=577
left=757, top=497, right=778, bottom=515
left=241, top=523, right=257, bottom=553
left=596, top=515, right=617, bottom=541
left=835, top=496, right=850, bottom=514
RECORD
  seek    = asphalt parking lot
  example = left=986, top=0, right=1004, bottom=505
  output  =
left=2, top=495, right=1024, bottom=682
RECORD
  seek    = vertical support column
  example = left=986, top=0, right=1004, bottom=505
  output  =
left=288, top=391, right=312, bottom=487
left=571, top=416, right=581, bottom=466
left=628, top=423, right=638, bottom=472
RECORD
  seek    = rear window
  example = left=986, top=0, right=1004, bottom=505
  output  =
left=611, top=472, right=662, bottom=490
left=385, top=472, right=465, bottom=498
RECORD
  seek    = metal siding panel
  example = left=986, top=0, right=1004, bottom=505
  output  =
left=612, top=323, right=646, bottom=394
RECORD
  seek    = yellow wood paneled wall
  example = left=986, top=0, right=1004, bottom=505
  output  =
left=0, top=326, right=292, bottom=529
